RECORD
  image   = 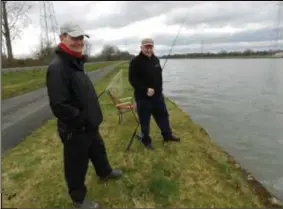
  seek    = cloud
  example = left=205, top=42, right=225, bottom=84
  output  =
left=82, top=1, right=200, bottom=29
left=165, top=1, right=278, bottom=28
left=86, top=24, right=282, bottom=55
left=8, top=1, right=283, bottom=58
left=153, top=26, right=282, bottom=47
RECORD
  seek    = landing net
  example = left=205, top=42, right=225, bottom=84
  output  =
left=106, top=69, right=124, bottom=98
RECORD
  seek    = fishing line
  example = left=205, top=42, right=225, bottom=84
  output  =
left=162, top=13, right=189, bottom=70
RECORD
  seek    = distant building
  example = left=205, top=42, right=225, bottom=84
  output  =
left=273, top=52, right=283, bottom=58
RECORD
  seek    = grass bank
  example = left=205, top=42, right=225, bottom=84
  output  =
left=1, top=61, right=118, bottom=100
left=2, top=63, right=275, bottom=208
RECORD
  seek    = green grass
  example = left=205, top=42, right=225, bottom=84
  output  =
left=2, top=64, right=265, bottom=208
left=84, top=61, right=118, bottom=72
left=1, top=61, right=118, bottom=100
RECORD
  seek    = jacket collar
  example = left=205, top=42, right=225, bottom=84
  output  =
left=139, top=51, right=156, bottom=60
left=55, top=47, right=87, bottom=71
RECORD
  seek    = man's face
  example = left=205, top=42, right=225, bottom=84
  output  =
left=60, top=34, right=84, bottom=53
left=141, top=44, right=154, bottom=57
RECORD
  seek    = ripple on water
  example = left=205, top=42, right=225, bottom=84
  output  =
left=162, top=58, right=283, bottom=201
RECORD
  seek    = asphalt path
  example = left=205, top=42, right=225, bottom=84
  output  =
left=1, top=61, right=124, bottom=154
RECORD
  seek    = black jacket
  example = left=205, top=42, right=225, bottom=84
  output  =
left=128, top=52, right=163, bottom=99
left=46, top=47, right=103, bottom=132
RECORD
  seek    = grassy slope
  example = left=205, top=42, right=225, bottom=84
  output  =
left=2, top=63, right=264, bottom=208
left=1, top=61, right=117, bottom=100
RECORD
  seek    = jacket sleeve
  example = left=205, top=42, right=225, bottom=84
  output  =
left=46, top=65, right=85, bottom=128
left=128, top=58, right=148, bottom=95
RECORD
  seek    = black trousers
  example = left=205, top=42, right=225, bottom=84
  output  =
left=58, top=127, right=112, bottom=203
left=135, top=94, right=172, bottom=144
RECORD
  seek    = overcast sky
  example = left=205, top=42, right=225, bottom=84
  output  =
left=10, top=1, right=283, bottom=58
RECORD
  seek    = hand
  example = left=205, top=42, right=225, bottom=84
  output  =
left=147, top=88, right=155, bottom=97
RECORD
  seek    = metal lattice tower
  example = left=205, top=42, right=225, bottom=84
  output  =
left=273, top=1, right=282, bottom=52
left=39, top=1, right=58, bottom=57
left=84, top=40, right=92, bottom=57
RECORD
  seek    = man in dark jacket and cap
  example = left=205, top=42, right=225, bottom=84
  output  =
left=46, top=21, right=122, bottom=209
left=128, top=38, right=180, bottom=150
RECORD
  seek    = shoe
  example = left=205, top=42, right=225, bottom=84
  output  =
left=144, top=143, right=154, bottom=150
left=73, top=198, right=100, bottom=209
left=100, top=170, right=123, bottom=181
left=140, top=139, right=153, bottom=150
left=138, top=135, right=153, bottom=150
left=135, top=132, right=143, bottom=141
left=164, top=135, right=180, bottom=143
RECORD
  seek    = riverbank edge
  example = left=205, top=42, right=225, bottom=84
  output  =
left=159, top=56, right=283, bottom=59
left=166, top=97, right=283, bottom=208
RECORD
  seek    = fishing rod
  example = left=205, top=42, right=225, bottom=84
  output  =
left=97, top=89, right=106, bottom=99
left=125, top=14, right=189, bottom=152
left=162, top=16, right=187, bottom=70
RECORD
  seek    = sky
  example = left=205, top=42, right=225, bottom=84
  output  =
left=7, top=1, right=283, bottom=58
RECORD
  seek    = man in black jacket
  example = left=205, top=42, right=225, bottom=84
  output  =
left=46, top=22, right=122, bottom=209
left=128, top=38, right=180, bottom=150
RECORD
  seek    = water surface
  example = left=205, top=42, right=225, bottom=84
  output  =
left=161, top=58, right=283, bottom=200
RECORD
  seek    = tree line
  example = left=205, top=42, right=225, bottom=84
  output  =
left=2, top=44, right=135, bottom=68
left=160, top=49, right=283, bottom=59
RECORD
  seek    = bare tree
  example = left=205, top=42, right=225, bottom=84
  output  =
left=29, top=40, right=56, bottom=64
left=101, top=44, right=120, bottom=61
left=1, top=33, right=6, bottom=56
left=1, top=1, right=32, bottom=61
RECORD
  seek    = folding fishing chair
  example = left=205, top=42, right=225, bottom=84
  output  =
left=105, top=88, right=142, bottom=151
left=106, top=88, right=138, bottom=124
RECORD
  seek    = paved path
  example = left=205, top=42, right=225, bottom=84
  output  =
left=1, top=62, right=125, bottom=154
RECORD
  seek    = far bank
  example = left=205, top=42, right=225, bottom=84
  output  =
left=159, top=56, right=283, bottom=59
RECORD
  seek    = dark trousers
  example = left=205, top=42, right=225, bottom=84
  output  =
left=58, top=127, right=112, bottom=203
left=135, top=94, right=172, bottom=144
